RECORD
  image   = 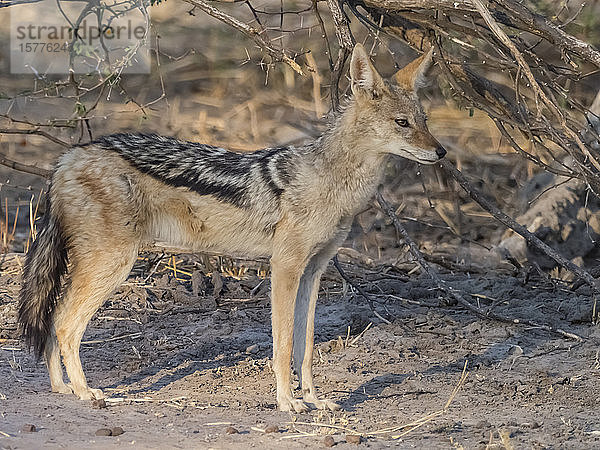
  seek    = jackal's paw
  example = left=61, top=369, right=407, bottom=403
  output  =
left=278, top=397, right=310, bottom=413
left=75, top=387, right=105, bottom=401
left=304, top=394, right=341, bottom=411
left=51, top=383, right=74, bottom=395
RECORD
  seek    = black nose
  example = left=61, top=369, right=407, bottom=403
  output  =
left=436, top=145, right=447, bottom=159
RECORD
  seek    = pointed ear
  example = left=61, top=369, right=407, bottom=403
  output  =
left=394, top=48, right=434, bottom=91
left=350, top=43, right=384, bottom=97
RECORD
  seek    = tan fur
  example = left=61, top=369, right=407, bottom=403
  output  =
left=24, top=44, right=446, bottom=412
left=394, top=49, right=433, bottom=90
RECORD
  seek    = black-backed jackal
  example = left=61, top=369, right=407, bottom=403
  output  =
left=19, top=44, right=446, bottom=412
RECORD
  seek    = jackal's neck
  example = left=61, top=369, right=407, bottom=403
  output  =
left=306, top=103, right=387, bottom=211
left=317, top=103, right=385, bottom=174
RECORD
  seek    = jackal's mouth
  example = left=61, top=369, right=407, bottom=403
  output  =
left=415, top=157, right=441, bottom=164
left=409, top=153, right=442, bottom=164
left=414, top=145, right=446, bottom=164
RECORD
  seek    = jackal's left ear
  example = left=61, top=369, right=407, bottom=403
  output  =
left=394, top=47, right=434, bottom=91
left=350, top=43, right=384, bottom=98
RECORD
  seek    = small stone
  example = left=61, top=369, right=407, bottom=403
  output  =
left=111, top=427, right=124, bottom=436
left=91, top=398, right=106, bottom=409
left=21, top=424, right=36, bottom=433
left=475, top=420, right=491, bottom=429
left=264, top=424, right=279, bottom=433
left=345, top=434, right=361, bottom=444
left=95, top=428, right=112, bottom=436
left=212, top=272, right=224, bottom=297
left=225, top=426, right=239, bottom=434
left=245, top=344, right=259, bottom=354
left=323, top=435, right=335, bottom=447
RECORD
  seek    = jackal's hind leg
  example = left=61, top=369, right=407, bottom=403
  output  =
left=45, top=328, right=72, bottom=395
left=54, top=246, right=138, bottom=400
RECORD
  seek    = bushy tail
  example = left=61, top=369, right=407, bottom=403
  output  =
left=18, top=195, right=68, bottom=358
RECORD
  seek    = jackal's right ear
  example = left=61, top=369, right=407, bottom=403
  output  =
left=350, top=43, right=384, bottom=98
left=394, top=47, right=434, bottom=91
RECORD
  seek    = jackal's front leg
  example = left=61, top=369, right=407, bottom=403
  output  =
left=294, top=272, right=340, bottom=411
left=293, top=237, right=346, bottom=411
left=270, top=251, right=310, bottom=413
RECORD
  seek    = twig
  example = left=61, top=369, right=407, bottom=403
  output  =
left=183, top=0, right=304, bottom=75
left=349, top=321, right=372, bottom=346
left=332, top=255, right=392, bottom=325
left=390, top=360, right=469, bottom=439
left=440, top=159, right=600, bottom=295
left=288, top=421, right=363, bottom=436
left=0, top=128, right=70, bottom=150
left=0, top=151, right=51, bottom=179
left=81, top=332, right=143, bottom=345
left=105, top=395, right=188, bottom=404
left=376, top=189, right=583, bottom=342
left=470, top=0, right=600, bottom=173
left=139, top=243, right=269, bottom=263
left=329, top=48, right=350, bottom=111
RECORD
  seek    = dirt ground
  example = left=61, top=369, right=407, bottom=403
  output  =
left=1, top=254, right=600, bottom=449
left=1, top=2, right=600, bottom=449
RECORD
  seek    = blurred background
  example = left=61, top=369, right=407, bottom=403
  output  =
left=0, top=0, right=599, bottom=277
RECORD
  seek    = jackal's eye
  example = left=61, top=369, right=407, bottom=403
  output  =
left=395, top=118, right=410, bottom=127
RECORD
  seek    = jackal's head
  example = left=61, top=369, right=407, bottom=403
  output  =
left=349, top=44, right=446, bottom=164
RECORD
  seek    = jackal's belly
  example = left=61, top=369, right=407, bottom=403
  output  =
left=145, top=193, right=278, bottom=258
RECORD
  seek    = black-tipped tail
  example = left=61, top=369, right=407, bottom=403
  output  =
left=18, top=196, right=68, bottom=358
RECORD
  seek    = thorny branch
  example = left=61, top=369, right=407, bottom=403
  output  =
left=376, top=189, right=583, bottom=342
left=439, top=159, right=600, bottom=294
left=183, top=0, right=305, bottom=75
left=2, top=0, right=598, bottom=185
left=354, top=0, right=600, bottom=192
left=469, top=0, right=600, bottom=173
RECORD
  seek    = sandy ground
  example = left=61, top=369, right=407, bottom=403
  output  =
left=1, top=257, right=600, bottom=449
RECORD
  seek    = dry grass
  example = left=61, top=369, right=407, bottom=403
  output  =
left=285, top=360, right=470, bottom=442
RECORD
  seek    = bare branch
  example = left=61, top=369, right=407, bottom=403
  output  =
left=0, top=128, right=70, bottom=149
left=493, top=0, right=600, bottom=69
left=0, top=151, right=51, bottom=179
left=326, top=0, right=354, bottom=50
left=332, top=256, right=392, bottom=325
left=470, top=0, right=600, bottom=172
left=183, top=0, right=305, bottom=75
left=439, top=159, right=600, bottom=294
left=326, top=0, right=354, bottom=109
left=361, top=0, right=600, bottom=68
left=362, top=0, right=476, bottom=12
left=376, top=189, right=583, bottom=342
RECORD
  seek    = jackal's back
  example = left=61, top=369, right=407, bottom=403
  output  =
left=92, top=133, right=297, bottom=208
